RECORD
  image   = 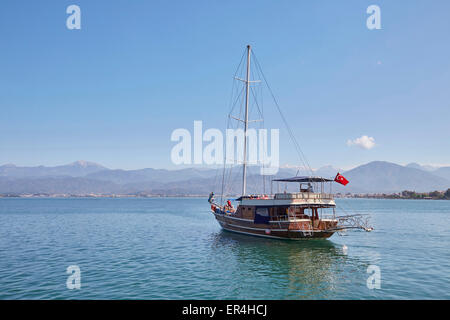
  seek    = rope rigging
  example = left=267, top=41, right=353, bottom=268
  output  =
left=218, top=46, right=324, bottom=202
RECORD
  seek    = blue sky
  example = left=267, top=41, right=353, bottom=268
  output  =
left=1, top=0, right=449, bottom=170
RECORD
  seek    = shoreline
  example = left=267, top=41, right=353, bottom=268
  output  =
left=1, top=194, right=449, bottom=200
left=0, top=194, right=209, bottom=199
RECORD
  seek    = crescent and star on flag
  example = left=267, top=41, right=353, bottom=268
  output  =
left=334, top=172, right=349, bottom=186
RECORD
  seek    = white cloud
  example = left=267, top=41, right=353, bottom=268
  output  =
left=347, top=135, right=376, bottom=150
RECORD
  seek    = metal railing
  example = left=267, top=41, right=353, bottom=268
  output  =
left=274, top=192, right=334, bottom=200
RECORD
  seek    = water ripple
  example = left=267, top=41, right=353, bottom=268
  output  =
left=0, top=198, right=449, bottom=299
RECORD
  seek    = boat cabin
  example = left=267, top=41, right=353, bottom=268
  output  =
left=223, top=176, right=337, bottom=223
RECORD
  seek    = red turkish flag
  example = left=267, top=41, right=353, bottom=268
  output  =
left=334, top=173, right=349, bottom=186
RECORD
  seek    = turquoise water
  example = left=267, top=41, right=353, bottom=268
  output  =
left=0, top=198, right=449, bottom=299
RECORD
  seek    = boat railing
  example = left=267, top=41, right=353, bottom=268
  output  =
left=271, top=215, right=303, bottom=222
left=319, top=214, right=337, bottom=220
left=270, top=215, right=288, bottom=222
left=271, top=214, right=338, bottom=223
left=271, top=214, right=314, bottom=222
left=274, top=192, right=334, bottom=200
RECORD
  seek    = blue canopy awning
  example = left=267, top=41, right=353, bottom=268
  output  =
left=272, top=176, right=333, bottom=183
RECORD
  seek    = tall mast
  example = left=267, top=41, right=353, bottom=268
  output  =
left=242, top=45, right=251, bottom=196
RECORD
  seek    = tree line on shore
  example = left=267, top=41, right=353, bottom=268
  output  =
left=397, top=189, right=450, bottom=199
left=338, top=189, right=450, bottom=200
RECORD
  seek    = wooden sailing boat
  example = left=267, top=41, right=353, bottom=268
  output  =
left=209, top=45, right=372, bottom=240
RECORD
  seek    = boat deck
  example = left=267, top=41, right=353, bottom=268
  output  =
left=238, top=192, right=336, bottom=207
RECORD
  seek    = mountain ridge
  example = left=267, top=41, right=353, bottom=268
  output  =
left=0, top=160, right=107, bottom=178
left=0, top=160, right=449, bottom=195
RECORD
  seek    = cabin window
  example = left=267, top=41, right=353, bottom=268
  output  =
left=255, top=208, right=269, bottom=217
left=254, top=207, right=270, bottom=224
left=274, top=206, right=289, bottom=216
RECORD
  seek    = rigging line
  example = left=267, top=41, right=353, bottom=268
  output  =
left=238, top=81, right=245, bottom=123
left=220, top=49, right=247, bottom=206
left=233, top=47, right=247, bottom=79
left=252, top=63, right=267, bottom=194
left=335, top=202, right=359, bottom=218
left=228, top=85, right=246, bottom=117
left=253, top=52, right=331, bottom=186
left=254, top=84, right=267, bottom=193
left=250, top=56, right=265, bottom=127
left=229, top=54, right=246, bottom=115
left=251, top=51, right=315, bottom=177
left=225, top=163, right=239, bottom=199
left=225, top=131, right=245, bottom=198
left=229, top=109, right=247, bottom=197
left=212, top=162, right=219, bottom=189
left=249, top=85, right=267, bottom=194
left=220, top=113, right=231, bottom=205
left=251, top=52, right=304, bottom=169
left=253, top=53, right=311, bottom=176
left=336, top=196, right=362, bottom=215
left=223, top=101, right=244, bottom=202
left=221, top=112, right=237, bottom=204
left=226, top=50, right=247, bottom=126
left=250, top=85, right=264, bottom=120
left=248, top=62, right=263, bottom=121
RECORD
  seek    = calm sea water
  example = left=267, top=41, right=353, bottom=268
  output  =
left=0, top=198, right=449, bottom=300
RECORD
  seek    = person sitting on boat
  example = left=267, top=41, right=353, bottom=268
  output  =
left=208, top=192, right=215, bottom=203
left=300, top=183, right=313, bottom=192
left=224, top=200, right=235, bottom=213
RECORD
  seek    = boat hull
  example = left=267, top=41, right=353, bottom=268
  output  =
left=213, top=212, right=335, bottom=240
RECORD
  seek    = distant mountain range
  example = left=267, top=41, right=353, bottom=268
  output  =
left=333, top=161, right=450, bottom=194
left=0, top=161, right=107, bottom=178
left=0, top=160, right=449, bottom=196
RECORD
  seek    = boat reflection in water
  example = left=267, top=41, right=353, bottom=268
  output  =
left=209, top=231, right=369, bottom=299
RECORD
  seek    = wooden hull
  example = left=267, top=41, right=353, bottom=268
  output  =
left=213, top=212, right=336, bottom=240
